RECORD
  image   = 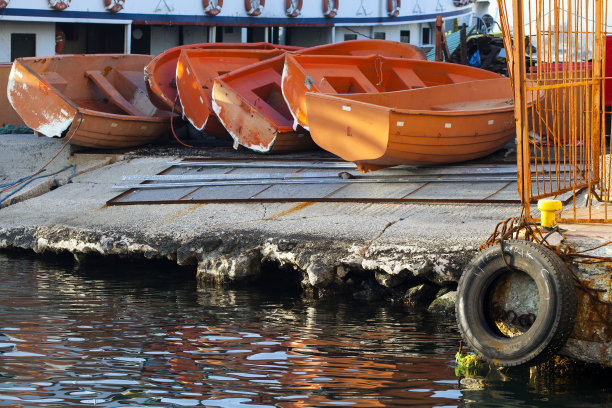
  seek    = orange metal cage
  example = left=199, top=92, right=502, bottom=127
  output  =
left=499, top=0, right=612, bottom=223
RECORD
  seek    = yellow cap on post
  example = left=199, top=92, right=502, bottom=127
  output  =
left=538, top=199, right=563, bottom=228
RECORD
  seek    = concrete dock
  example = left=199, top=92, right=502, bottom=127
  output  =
left=0, top=134, right=523, bottom=304
left=2, top=133, right=612, bottom=366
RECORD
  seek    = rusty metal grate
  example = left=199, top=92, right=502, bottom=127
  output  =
left=499, top=0, right=611, bottom=223
left=106, top=158, right=526, bottom=205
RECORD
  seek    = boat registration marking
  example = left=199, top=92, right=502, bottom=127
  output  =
left=342, top=106, right=352, bottom=111
left=200, top=96, right=204, bottom=104
left=445, top=123, right=452, bottom=128
left=488, top=120, right=495, bottom=125
left=397, top=121, right=404, bottom=127
left=111, top=123, right=118, bottom=128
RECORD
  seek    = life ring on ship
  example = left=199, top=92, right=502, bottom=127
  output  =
left=323, top=0, right=339, bottom=18
left=456, top=240, right=577, bottom=367
left=104, top=0, right=125, bottom=13
left=0, top=0, right=10, bottom=10
left=55, top=28, right=65, bottom=54
left=49, top=0, right=71, bottom=10
left=285, top=0, right=302, bottom=17
left=203, top=0, right=223, bottom=16
left=387, top=0, right=400, bottom=17
left=245, top=0, right=265, bottom=16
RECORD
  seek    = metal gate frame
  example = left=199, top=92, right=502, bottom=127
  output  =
left=499, top=0, right=611, bottom=223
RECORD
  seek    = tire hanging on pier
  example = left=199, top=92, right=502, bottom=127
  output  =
left=285, top=0, right=302, bottom=17
left=387, top=0, right=400, bottom=17
left=245, top=0, right=265, bottom=16
left=0, top=0, right=10, bottom=10
left=203, top=0, right=223, bottom=16
left=456, top=240, right=577, bottom=367
left=49, top=0, right=71, bottom=10
left=323, top=0, right=338, bottom=18
left=104, top=0, right=125, bottom=13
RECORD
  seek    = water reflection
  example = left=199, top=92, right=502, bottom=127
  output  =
left=1, top=253, right=611, bottom=407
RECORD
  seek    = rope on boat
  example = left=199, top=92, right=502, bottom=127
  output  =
left=170, top=95, right=199, bottom=149
left=0, top=115, right=79, bottom=205
left=170, top=95, right=230, bottom=151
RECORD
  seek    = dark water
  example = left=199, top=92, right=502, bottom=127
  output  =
left=1, top=254, right=612, bottom=407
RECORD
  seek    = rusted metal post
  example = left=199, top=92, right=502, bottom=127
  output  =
left=435, top=16, right=444, bottom=62
left=460, top=24, right=468, bottom=65
left=592, top=0, right=603, bottom=186
left=435, top=16, right=450, bottom=62
left=511, top=0, right=532, bottom=218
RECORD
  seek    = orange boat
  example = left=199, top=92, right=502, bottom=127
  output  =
left=306, top=78, right=525, bottom=172
left=8, top=54, right=170, bottom=149
left=211, top=39, right=426, bottom=152
left=282, top=54, right=503, bottom=130
left=176, top=48, right=285, bottom=135
left=145, top=42, right=301, bottom=113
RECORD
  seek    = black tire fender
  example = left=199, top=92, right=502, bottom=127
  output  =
left=456, top=240, right=577, bottom=367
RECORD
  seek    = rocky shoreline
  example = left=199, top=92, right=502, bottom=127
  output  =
left=0, top=224, right=472, bottom=313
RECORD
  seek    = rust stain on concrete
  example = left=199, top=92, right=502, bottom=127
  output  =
left=267, top=202, right=315, bottom=220
left=164, top=204, right=206, bottom=224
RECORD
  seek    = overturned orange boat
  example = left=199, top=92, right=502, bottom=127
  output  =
left=306, top=78, right=525, bottom=172
left=145, top=42, right=301, bottom=113
left=8, top=54, right=170, bottom=149
left=211, top=39, right=426, bottom=153
left=282, top=54, right=503, bottom=130
left=176, top=48, right=284, bottom=135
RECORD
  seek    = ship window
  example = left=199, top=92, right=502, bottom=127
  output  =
left=11, top=33, right=36, bottom=61
left=400, top=30, right=411, bottom=43
left=422, top=27, right=431, bottom=45
left=344, top=34, right=358, bottom=41
left=374, top=32, right=386, bottom=40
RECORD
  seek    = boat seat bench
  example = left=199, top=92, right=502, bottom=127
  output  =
left=40, top=72, right=68, bottom=93
left=85, top=70, right=145, bottom=116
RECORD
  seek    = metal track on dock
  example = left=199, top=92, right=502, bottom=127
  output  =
left=107, top=157, right=526, bottom=205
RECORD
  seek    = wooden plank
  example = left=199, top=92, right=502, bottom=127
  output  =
left=85, top=70, right=145, bottom=117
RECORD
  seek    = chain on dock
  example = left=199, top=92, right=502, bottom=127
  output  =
left=480, top=215, right=612, bottom=323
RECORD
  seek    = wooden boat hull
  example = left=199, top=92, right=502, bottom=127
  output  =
left=176, top=48, right=284, bottom=134
left=211, top=39, right=426, bottom=152
left=145, top=42, right=301, bottom=113
left=282, top=54, right=503, bottom=130
left=8, top=54, right=170, bottom=149
left=306, top=78, right=520, bottom=172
